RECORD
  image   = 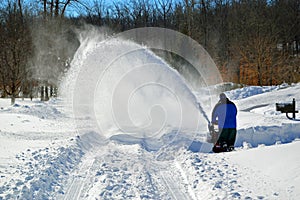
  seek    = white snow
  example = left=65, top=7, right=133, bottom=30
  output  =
left=1, top=85, right=299, bottom=200
left=63, top=36, right=204, bottom=141
left=0, top=36, right=300, bottom=199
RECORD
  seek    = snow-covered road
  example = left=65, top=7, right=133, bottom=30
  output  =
left=61, top=132, right=193, bottom=200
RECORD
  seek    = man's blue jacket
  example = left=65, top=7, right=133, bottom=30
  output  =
left=212, top=99, right=237, bottom=129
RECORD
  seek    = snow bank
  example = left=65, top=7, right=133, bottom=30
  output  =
left=0, top=137, right=83, bottom=199
left=232, top=83, right=300, bottom=148
left=226, top=85, right=280, bottom=100
left=1, top=99, right=65, bottom=120
left=0, top=98, right=81, bottom=199
left=236, top=123, right=300, bottom=147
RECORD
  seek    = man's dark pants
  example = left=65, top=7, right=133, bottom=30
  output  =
left=218, top=128, right=237, bottom=147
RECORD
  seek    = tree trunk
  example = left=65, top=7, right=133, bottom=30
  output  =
left=41, top=86, right=45, bottom=101
left=55, top=0, right=59, bottom=17
left=17, top=0, right=23, bottom=19
left=11, top=96, right=15, bottom=105
left=45, top=85, right=49, bottom=101
left=61, top=0, right=71, bottom=17
left=43, top=0, right=47, bottom=19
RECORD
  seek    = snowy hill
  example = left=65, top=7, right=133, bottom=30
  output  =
left=0, top=83, right=299, bottom=199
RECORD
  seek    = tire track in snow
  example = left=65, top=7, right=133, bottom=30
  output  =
left=159, top=160, right=195, bottom=200
left=62, top=132, right=108, bottom=200
left=160, top=171, right=189, bottom=200
left=62, top=133, right=198, bottom=200
left=63, top=153, right=96, bottom=200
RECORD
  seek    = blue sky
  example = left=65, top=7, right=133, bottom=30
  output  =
left=65, top=0, right=181, bottom=17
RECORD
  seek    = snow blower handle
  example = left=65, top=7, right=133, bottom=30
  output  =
left=208, top=122, right=214, bottom=132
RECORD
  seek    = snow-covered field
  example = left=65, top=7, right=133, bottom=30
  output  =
left=0, top=83, right=300, bottom=199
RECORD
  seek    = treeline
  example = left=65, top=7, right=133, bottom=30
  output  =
left=0, top=0, right=78, bottom=104
left=0, top=0, right=299, bottom=103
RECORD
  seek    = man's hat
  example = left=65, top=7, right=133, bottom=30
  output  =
left=219, top=93, right=227, bottom=100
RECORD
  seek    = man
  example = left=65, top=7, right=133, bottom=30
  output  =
left=211, top=93, right=237, bottom=152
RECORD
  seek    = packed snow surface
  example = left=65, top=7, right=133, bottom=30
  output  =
left=1, top=86, right=300, bottom=199
left=0, top=33, right=300, bottom=199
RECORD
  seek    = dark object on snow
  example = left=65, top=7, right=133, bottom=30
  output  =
left=276, top=98, right=298, bottom=120
left=210, top=124, right=234, bottom=153
left=208, top=123, right=219, bottom=144
left=211, top=93, right=237, bottom=152
left=212, top=141, right=234, bottom=153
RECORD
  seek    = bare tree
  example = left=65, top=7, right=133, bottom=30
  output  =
left=85, top=0, right=105, bottom=26
left=155, top=0, right=173, bottom=28
left=0, top=0, right=32, bottom=104
left=39, top=0, right=78, bottom=18
left=127, top=0, right=152, bottom=28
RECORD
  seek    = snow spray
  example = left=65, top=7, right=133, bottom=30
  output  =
left=30, top=19, right=79, bottom=86
left=61, top=27, right=222, bottom=146
left=197, top=102, right=210, bottom=124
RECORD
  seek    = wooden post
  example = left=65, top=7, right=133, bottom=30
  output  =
left=293, top=98, right=296, bottom=120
